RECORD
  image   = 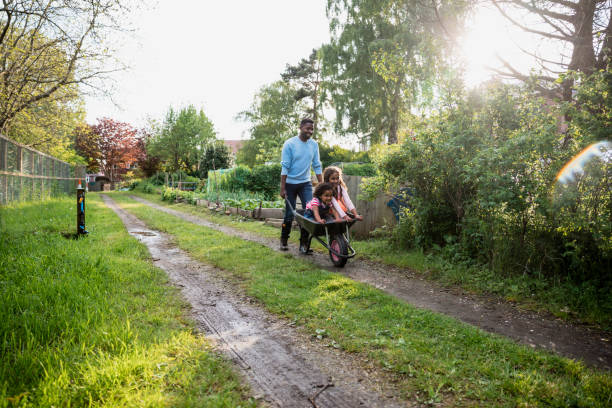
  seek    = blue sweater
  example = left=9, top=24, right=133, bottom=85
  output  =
left=280, top=136, right=322, bottom=184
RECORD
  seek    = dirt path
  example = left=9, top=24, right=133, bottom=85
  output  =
left=103, top=195, right=410, bottom=407
left=128, top=195, right=612, bottom=371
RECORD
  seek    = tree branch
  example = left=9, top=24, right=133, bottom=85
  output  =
left=492, top=0, right=572, bottom=41
left=506, top=0, right=576, bottom=22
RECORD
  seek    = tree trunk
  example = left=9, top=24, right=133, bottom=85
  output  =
left=388, top=80, right=401, bottom=144
left=568, top=0, right=597, bottom=75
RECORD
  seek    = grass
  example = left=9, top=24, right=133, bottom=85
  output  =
left=128, top=189, right=612, bottom=329
left=111, top=192, right=612, bottom=407
left=0, top=195, right=255, bottom=407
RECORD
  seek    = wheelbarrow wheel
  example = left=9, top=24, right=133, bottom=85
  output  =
left=329, top=234, right=348, bottom=268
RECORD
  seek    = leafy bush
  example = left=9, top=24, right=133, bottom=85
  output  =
left=341, top=163, right=377, bottom=177
left=161, top=186, right=178, bottom=202
left=366, top=79, right=611, bottom=295
left=319, top=143, right=370, bottom=167
left=246, top=163, right=282, bottom=199
left=206, top=163, right=282, bottom=200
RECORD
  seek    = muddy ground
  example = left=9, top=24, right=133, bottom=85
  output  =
left=103, top=195, right=413, bottom=407
left=127, top=195, right=611, bottom=371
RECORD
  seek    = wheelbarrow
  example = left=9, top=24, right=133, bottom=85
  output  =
left=285, top=199, right=357, bottom=267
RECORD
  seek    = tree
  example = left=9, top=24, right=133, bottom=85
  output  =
left=74, top=123, right=102, bottom=172
left=0, top=0, right=134, bottom=130
left=199, top=140, right=231, bottom=178
left=281, top=49, right=325, bottom=136
left=136, top=128, right=161, bottom=178
left=322, top=0, right=467, bottom=144
left=237, top=81, right=306, bottom=166
left=6, top=91, right=86, bottom=163
left=149, top=105, right=217, bottom=174
left=491, top=0, right=612, bottom=100
left=91, top=118, right=140, bottom=182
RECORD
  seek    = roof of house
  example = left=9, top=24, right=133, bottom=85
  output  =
left=223, top=139, right=245, bottom=154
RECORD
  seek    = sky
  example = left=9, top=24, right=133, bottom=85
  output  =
left=85, top=1, right=545, bottom=143
left=85, top=0, right=332, bottom=141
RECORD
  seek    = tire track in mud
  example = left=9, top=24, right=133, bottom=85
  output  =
left=103, top=195, right=408, bottom=408
left=128, top=195, right=612, bottom=370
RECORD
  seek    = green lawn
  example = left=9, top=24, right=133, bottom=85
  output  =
left=0, top=195, right=255, bottom=407
left=128, top=189, right=612, bottom=328
left=112, top=192, right=611, bottom=407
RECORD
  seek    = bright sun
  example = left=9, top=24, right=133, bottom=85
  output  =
left=459, top=5, right=539, bottom=87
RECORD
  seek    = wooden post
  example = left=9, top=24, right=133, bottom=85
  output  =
left=77, top=181, right=87, bottom=235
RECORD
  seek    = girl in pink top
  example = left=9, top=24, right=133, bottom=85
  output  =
left=304, top=182, right=343, bottom=224
left=323, top=166, right=363, bottom=221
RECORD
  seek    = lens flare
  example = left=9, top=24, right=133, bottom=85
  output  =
left=556, top=141, right=611, bottom=184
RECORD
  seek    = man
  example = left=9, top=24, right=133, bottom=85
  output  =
left=280, top=118, right=323, bottom=252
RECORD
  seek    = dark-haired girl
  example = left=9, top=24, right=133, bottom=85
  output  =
left=304, top=182, right=343, bottom=224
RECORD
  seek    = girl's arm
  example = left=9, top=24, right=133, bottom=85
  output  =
left=331, top=207, right=343, bottom=223
left=341, top=188, right=356, bottom=211
left=350, top=208, right=363, bottom=221
left=331, top=197, right=349, bottom=219
left=342, top=188, right=362, bottom=220
left=312, top=206, right=325, bottom=224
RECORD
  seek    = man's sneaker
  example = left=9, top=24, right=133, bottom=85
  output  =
left=299, top=244, right=313, bottom=255
left=280, top=238, right=289, bottom=251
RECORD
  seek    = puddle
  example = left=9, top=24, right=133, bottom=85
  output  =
left=131, top=230, right=156, bottom=236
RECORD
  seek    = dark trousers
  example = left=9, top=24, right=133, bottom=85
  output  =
left=282, top=181, right=313, bottom=241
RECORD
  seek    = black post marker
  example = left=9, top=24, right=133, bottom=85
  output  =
left=77, top=181, right=88, bottom=235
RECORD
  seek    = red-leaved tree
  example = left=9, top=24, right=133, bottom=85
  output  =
left=91, top=118, right=140, bottom=182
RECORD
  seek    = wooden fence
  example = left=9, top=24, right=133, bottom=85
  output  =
left=342, top=175, right=396, bottom=238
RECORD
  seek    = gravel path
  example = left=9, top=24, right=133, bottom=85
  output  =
left=128, top=195, right=612, bottom=371
left=103, top=195, right=410, bottom=407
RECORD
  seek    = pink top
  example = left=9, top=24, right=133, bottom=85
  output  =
left=306, top=197, right=329, bottom=210
left=331, top=185, right=355, bottom=218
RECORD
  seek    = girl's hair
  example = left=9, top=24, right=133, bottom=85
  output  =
left=323, top=166, right=347, bottom=195
left=313, top=182, right=334, bottom=199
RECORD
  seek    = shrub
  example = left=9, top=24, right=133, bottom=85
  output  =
left=206, top=164, right=282, bottom=200
left=341, top=163, right=377, bottom=177
left=246, top=163, right=282, bottom=199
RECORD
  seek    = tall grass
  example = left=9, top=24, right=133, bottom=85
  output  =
left=0, top=195, right=254, bottom=407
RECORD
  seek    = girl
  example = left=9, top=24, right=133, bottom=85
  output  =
left=304, top=182, right=343, bottom=224
left=323, top=166, right=363, bottom=221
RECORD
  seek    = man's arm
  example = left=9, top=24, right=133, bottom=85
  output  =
left=280, top=175, right=287, bottom=199
left=312, top=142, right=322, bottom=182
left=280, top=140, right=291, bottom=198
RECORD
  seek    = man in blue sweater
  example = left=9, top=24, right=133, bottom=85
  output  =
left=280, top=118, right=323, bottom=251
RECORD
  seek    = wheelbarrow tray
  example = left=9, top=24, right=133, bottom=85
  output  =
left=291, top=207, right=357, bottom=261
left=293, top=209, right=356, bottom=236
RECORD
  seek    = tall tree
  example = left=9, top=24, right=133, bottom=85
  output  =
left=322, top=0, right=468, bottom=144
left=0, top=0, right=134, bottom=130
left=149, top=105, right=217, bottom=174
left=91, top=118, right=139, bottom=182
left=199, top=140, right=231, bottom=178
left=281, top=49, right=324, bottom=136
left=491, top=0, right=612, bottom=100
left=237, top=81, right=306, bottom=166
left=74, top=123, right=102, bottom=172
left=6, top=90, right=86, bottom=162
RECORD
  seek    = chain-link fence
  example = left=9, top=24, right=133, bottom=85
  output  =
left=0, top=134, right=86, bottom=205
